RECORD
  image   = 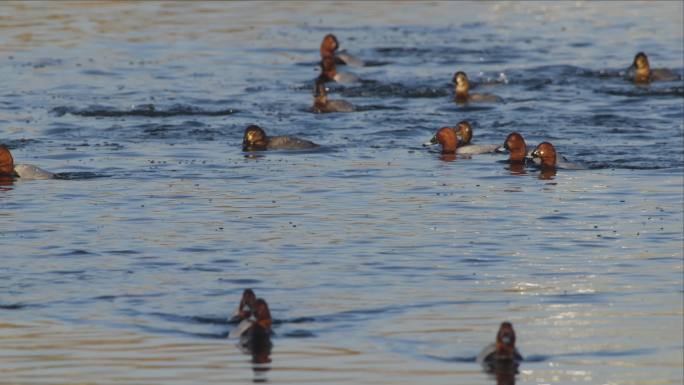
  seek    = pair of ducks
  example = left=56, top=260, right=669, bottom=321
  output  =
left=314, top=34, right=361, bottom=113
left=229, top=289, right=523, bottom=371
left=427, top=123, right=558, bottom=169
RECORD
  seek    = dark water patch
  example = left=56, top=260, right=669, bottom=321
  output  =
left=55, top=249, right=97, bottom=257
left=601, top=86, right=684, bottom=97
left=281, top=330, right=316, bottom=338
left=211, top=258, right=237, bottom=264
left=218, top=278, right=262, bottom=285
left=426, top=354, right=477, bottom=363
left=0, top=138, right=41, bottom=149
left=80, top=69, right=120, bottom=77
left=338, top=83, right=450, bottom=98
left=0, top=303, right=26, bottom=310
left=181, top=265, right=224, bottom=273
left=541, top=292, right=604, bottom=304
left=55, top=172, right=108, bottom=180
left=179, top=246, right=220, bottom=253
left=51, top=104, right=238, bottom=118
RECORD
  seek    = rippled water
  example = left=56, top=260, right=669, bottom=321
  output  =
left=1, top=2, right=683, bottom=384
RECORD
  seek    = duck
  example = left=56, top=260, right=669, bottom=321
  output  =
left=629, top=52, right=680, bottom=83
left=313, top=79, right=355, bottom=113
left=424, top=127, right=460, bottom=154
left=496, top=132, right=529, bottom=164
left=453, top=71, right=502, bottom=104
left=242, top=125, right=319, bottom=151
left=530, top=141, right=581, bottom=171
left=320, top=55, right=360, bottom=84
left=320, top=33, right=364, bottom=67
left=230, top=289, right=257, bottom=323
left=230, top=297, right=273, bottom=339
left=452, top=121, right=500, bottom=155
left=0, top=145, right=56, bottom=180
left=477, top=321, right=523, bottom=370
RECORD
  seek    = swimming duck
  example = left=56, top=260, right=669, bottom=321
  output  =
left=230, top=289, right=257, bottom=323
left=320, top=55, right=360, bottom=84
left=242, top=125, right=319, bottom=151
left=453, top=71, right=502, bottom=104
left=629, top=52, right=680, bottom=83
left=477, top=321, right=523, bottom=369
left=496, top=132, right=528, bottom=164
left=0, top=145, right=55, bottom=180
left=230, top=297, right=273, bottom=339
left=313, top=79, right=355, bottom=113
left=453, top=121, right=499, bottom=154
left=320, top=33, right=364, bottom=67
left=424, top=127, right=460, bottom=154
left=531, top=142, right=556, bottom=170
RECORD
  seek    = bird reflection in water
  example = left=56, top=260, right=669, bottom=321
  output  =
left=506, top=162, right=526, bottom=176
left=230, top=296, right=273, bottom=382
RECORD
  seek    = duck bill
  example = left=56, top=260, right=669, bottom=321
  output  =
left=495, top=145, right=507, bottom=154
left=423, top=136, right=439, bottom=147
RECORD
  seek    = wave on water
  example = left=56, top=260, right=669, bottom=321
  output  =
left=51, top=104, right=238, bottom=118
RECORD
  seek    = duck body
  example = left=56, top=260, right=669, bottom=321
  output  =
left=320, top=56, right=360, bottom=84
left=243, top=125, right=319, bottom=151
left=630, top=52, right=681, bottom=83
left=336, top=50, right=364, bottom=67
left=14, top=164, right=56, bottom=180
left=477, top=342, right=523, bottom=367
left=453, top=71, right=502, bottom=104
left=457, top=144, right=500, bottom=155
left=477, top=322, right=523, bottom=372
left=313, top=80, right=355, bottom=113
left=267, top=136, right=319, bottom=150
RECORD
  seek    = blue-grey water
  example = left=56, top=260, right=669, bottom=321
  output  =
left=1, top=2, right=683, bottom=384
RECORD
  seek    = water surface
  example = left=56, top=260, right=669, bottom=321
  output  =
left=1, top=2, right=683, bottom=384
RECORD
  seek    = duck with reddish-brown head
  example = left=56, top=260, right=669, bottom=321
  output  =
left=477, top=321, right=523, bottom=372
left=0, top=145, right=55, bottom=180
left=320, top=33, right=364, bottom=67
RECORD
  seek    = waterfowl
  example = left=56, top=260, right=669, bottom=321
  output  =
left=242, top=125, right=319, bottom=151
left=313, top=79, right=355, bottom=113
left=230, top=297, right=273, bottom=339
left=320, top=33, right=364, bottom=67
left=531, top=142, right=556, bottom=170
left=630, top=52, right=680, bottom=83
left=477, top=321, right=523, bottom=369
left=453, top=71, right=502, bottom=104
left=0, top=145, right=55, bottom=180
left=230, top=289, right=257, bottom=323
left=496, top=132, right=529, bottom=164
left=425, top=127, right=460, bottom=154
left=320, top=55, right=360, bottom=84
left=453, top=121, right=499, bottom=155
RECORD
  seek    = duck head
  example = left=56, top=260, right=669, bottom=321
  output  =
left=497, top=132, right=527, bottom=163
left=0, top=145, right=16, bottom=177
left=455, top=121, right=473, bottom=145
left=452, top=71, right=470, bottom=102
left=495, top=321, right=517, bottom=358
left=531, top=142, right=557, bottom=169
left=243, top=125, right=269, bottom=151
left=428, top=127, right=459, bottom=154
left=320, top=34, right=339, bottom=57
left=631, top=52, right=651, bottom=83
